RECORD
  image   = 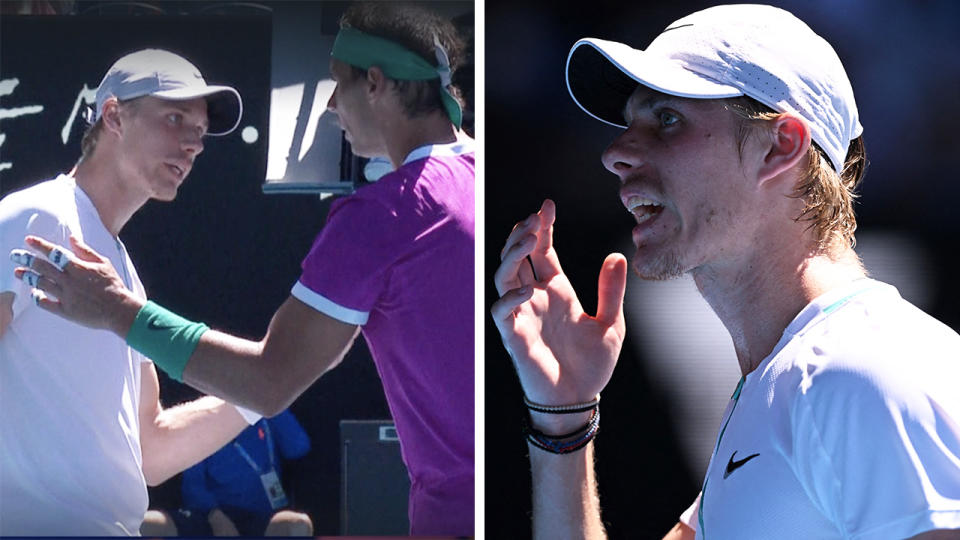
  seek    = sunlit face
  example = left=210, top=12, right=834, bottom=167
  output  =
left=327, top=58, right=383, bottom=158
left=602, top=86, right=762, bottom=280
left=114, top=96, right=207, bottom=201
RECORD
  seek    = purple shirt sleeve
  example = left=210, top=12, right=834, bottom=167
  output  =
left=292, top=195, right=400, bottom=324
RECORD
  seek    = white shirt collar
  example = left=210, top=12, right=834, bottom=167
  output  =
left=401, top=138, right=475, bottom=166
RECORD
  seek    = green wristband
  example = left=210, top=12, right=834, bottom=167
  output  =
left=125, top=300, right=209, bottom=382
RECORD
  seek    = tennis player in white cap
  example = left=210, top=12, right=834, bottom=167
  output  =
left=490, top=4, right=960, bottom=539
left=0, top=49, right=258, bottom=536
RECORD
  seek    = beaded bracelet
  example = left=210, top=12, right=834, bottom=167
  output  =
left=525, top=407, right=600, bottom=454
left=523, top=394, right=601, bottom=414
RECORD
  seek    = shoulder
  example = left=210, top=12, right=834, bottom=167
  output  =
left=770, top=285, right=960, bottom=426
left=792, top=283, right=960, bottom=367
left=0, top=176, right=77, bottom=229
left=326, top=190, right=398, bottom=230
left=401, top=146, right=475, bottom=187
left=397, top=140, right=476, bottom=185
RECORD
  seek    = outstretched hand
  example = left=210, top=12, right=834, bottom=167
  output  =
left=491, top=199, right=628, bottom=421
left=11, top=235, right=143, bottom=336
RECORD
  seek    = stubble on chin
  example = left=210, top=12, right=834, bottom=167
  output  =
left=630, top=247, right=685, bottom=281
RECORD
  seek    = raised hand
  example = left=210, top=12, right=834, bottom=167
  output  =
left=491, top=199, right=628, bottom=421
left=11, top=235, right=143, bottom=335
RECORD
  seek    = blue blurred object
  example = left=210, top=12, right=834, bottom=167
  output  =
left=177, top=409, right=311, bottom=536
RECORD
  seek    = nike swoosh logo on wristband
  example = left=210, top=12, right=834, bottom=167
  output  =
left=147, top=320, right=177, bottom=330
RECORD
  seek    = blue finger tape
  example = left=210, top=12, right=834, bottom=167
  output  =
left=21, top=270, right=40, bottom=287
left=9, top=249, right=35, bottom=267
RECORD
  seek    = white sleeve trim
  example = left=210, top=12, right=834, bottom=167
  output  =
left=291, top=281, right=369, bottom=325
left=233, top=405, right=263, bottom=425
left=679, top=492, right=701, bottom=531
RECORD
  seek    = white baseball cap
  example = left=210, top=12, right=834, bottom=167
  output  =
left=92, top=48, right=243, bottom=136
left=565, top=4, right=863, bottom=173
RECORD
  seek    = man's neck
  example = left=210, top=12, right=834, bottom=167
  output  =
left=382, top=110, right=461, bottom=169
left=72, top=154, right=147, bottom=237
left=692, top=240, right=867, bottom=377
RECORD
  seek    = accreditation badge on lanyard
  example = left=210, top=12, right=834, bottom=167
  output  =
left=234, top=423, right=289, bottom=510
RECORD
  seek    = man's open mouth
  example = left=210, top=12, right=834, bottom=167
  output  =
left=625, top=196, right=664, bottom=224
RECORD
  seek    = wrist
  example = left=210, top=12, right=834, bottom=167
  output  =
left=526, top=408, right=600, bottom=454
left=125, top=301, right=209, bottom=382
left=112, top=290, right=145, bottom=337
left=528, top=409, right=594, bottom=437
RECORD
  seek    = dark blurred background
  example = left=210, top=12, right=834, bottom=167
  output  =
left=485, top=1, right=960, bottom=538
left=1, top=0, right=473, bottom=535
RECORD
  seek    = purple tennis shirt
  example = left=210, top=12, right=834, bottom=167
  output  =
left=291, top=140, right=475, bottom=536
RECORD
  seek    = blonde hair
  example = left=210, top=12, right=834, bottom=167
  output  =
left=727, top=97, right=868, bottom=251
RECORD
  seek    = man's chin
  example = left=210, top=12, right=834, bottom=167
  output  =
left=153, top=187, right=180, bottom=202
left=630, top=250, right=684, bottom=281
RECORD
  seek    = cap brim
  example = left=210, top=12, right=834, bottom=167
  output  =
left=152, top=85, right=243, bottom=136
left=565, top=38, right=743, bottom=128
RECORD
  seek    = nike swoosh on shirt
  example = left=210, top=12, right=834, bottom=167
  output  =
left=723, top=451, right=760, bottom=479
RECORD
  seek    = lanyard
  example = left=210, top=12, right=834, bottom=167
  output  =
left=233, top=422, right=275, bottom=474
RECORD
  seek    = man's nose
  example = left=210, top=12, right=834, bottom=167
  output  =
left=601, top=124, right=646, bottom=180
left=182, top=130, right=204, bottom=156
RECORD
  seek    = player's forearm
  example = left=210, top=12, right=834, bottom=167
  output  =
left=529, top=440, right=607, bottom=540
left=181, top=330, right=313, bottom=417
left=140, top=396, right=248, bottom=486
left=133, top=297, right=355, bottom=417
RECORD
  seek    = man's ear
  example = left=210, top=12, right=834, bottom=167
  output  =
left=365, top=66, right=388, bottom=103
left=100, top=97, right=124, bottom=137
left=757, top=114, right=811, bottom=186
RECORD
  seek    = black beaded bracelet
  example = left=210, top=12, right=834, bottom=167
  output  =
left=524, top=407, right=600, bottom=454
left=524, top=394, right=601, bottom=414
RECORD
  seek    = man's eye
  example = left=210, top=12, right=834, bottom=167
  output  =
left=659, top=110, right=679, bottom=127
left=168, top=113, right=181, bottom=124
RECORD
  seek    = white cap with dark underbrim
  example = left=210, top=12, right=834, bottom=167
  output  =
left=565, top=4, right=862, bottom=173
left=92, top=48, right=243, bottom=136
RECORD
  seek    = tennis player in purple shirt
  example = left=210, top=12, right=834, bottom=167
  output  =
left=13, top=3, right=475, bottom=536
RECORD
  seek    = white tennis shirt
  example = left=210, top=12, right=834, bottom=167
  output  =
left=680, top=279, right=960, bottom=539
left=0, top=175, right=149, bottom=535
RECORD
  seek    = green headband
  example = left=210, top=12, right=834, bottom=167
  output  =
left=332, top=27, right=462, bottom=129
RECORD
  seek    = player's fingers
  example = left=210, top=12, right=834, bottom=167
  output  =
left=502, top=232, right=539, bottom=277
left=23, top=236, right=76, bottom=271
left=69, top=235, right=107, bottom=264
left=595, top=253, right=628, bottom=326
left=500, top=212, right=540, bottom=261
left=529, top=199, right=562, bottom=280
left=15, top=268, right=64, bottom=298
left=11, top=249, right=63, bottom=278
left=536, top=199, right=556, bottom=252
left=30, top=289, right=64, bottom=315
left=490, top=285, right=535, bottom=323
left=494, top=234, right=539, bottom=295
left=518, top=256, right=536, bottom=285
left=9, top=249, right=37, bottom=268
left=22, top=235, right=56, bottom=256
